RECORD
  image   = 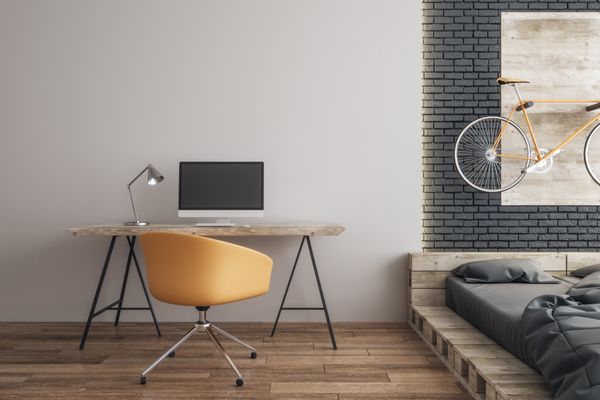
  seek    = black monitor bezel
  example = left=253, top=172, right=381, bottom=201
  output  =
left=178, top=161, right=264, bottom=211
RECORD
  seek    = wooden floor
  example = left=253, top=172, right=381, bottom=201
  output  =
left=0, top=322, right=469, bottom=400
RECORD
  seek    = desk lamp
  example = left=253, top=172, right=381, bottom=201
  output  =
left=125, top=164, right=164, bottom=226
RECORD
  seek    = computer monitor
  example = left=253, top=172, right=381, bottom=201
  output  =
left=178, top=161, right=264, bottom=225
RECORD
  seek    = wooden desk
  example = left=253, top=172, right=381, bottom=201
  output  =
left=68, top=223, right=344, bottom=237
left=67, top=223, right=345, bottom=350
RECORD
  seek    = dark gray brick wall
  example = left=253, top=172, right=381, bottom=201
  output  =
left=422, top=0, right=600, bottom=252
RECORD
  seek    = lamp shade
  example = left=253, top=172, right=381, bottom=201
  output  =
left=147, top=164, right=164, bottom=186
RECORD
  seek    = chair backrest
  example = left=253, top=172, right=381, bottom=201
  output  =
left=139, top=232, right=272, bottom=307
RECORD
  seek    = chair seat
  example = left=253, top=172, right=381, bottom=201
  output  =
left=497, top=76, right=530, bottom=85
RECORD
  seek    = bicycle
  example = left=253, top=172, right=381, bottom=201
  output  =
left=454, top=76, right=600, bottom=192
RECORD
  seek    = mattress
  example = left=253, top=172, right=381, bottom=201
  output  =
left=446, top=276, right=572, bottom=369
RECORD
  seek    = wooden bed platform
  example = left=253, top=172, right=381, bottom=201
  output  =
left=407, top=252, right=597, bottom=400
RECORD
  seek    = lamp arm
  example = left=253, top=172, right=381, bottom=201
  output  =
left=127, top=165, right=149, bottom=223
left=128, top=184, right=140, bottom=223
left=127, top=165, right=150, bottom=187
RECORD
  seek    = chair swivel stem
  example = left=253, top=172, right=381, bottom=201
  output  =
left=199, top=309, right=207, bottom=323
left=142, top=326, right=197, bottom=377
left=211, top=324, right=257, bottom=352
left=205, top=327, right=243, bottom=380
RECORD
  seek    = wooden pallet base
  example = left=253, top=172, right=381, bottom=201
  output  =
left=408, top=305, right=554, bottom=400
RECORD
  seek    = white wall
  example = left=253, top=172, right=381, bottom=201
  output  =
left=0, top=0, right=421, bottom=322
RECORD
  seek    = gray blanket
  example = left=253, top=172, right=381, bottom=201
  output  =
left=522, top=272, right=600, bottom=400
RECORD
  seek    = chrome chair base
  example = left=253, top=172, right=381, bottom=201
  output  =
left=140, top=310, right=257, bottom=387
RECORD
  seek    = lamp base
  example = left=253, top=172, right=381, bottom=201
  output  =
left=125, top=221, right=149, bottom=226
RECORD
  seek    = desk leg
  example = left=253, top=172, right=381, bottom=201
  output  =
left=79, top=236, right=117, bottom=350
left=79, top=236, right=161, bottom=350
left=128, top=236, right=161, bottom=337
left=270, top=236, right=305, bottom=337
left=270, top=235, right=337, bottom=350
left=306, top=236, right=337, bottom=350
left=114, top=236, right=135, bottom=326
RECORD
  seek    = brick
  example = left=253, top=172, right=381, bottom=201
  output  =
left=421, top=0, right=596, bottom=252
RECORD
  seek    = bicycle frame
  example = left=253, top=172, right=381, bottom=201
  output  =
left=491, top=84, right=600, bottom=163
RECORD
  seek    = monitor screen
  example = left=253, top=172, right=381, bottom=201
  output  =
left=179, top=162, right=264, bottom=211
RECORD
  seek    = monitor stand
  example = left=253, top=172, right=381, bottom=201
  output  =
left=194, top=219, right=237, bottom=227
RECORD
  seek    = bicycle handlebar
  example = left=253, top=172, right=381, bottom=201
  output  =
left=586, top=102, right=600, bottom=112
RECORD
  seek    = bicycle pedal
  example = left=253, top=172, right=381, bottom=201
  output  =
left=523, top=164, right=544, bottom=174
left=523, top=165, right=536, bottom=174
left=525, top=158, right=554, bottom=174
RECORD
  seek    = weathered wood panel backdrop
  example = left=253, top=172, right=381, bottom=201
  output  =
left=501, top=12, right=600, bottom=205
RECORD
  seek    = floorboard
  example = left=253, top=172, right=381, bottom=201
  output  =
left=0, top=322, right=469, bottom=399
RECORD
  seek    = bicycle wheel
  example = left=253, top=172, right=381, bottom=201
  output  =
left=454, top=116, right=531, bottom=192
left=584, top=123, right=600, bottom=185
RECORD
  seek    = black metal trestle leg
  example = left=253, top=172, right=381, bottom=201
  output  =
left=270, top=236, right=305, bottom=337
left=128, top=236, right=161, bottom=337
left=79, top=236, right=117, bottom=350
left=306, top=236, right=336, bottom=349
left=270, top=235, right=337, bottom=349
left=79, top=235, right=161, bottom=350
left=114, top=237, right=134, bottom=326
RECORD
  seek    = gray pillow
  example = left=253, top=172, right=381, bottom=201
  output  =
left=453, top=258, right=559, bottom=284
left=570, top=263, right=600, bottom=278
left=567, top=270, right=600, bottom=303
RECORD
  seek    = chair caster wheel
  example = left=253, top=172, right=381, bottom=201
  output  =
left=140, top=376, right=146, bottom=385
left=236, top=378, right=244, bottom=387
left=168, top=351, right=176, bottom=358
left=250, top=351, right=257, bottom=359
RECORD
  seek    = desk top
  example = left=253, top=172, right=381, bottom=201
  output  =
left=66, top=223, right=345, bottom=237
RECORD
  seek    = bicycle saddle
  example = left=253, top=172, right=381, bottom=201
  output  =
left=497, top=77, right=530, bottom=85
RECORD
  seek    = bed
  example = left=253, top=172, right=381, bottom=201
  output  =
left=446, top=276, right=572, bottom=369
left=408, top=252, right=598, bottom=400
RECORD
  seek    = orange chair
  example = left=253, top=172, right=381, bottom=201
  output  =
left=138, top=232, right=273, bottom=386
